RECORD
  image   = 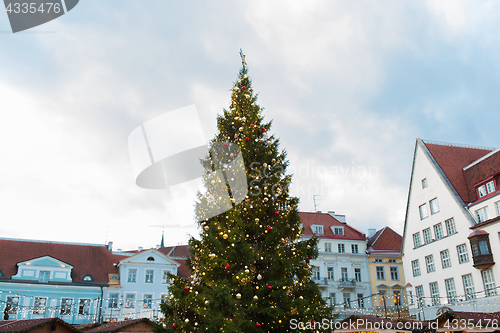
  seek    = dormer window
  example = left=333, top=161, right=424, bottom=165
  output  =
left=39, top=271, right=50, bottom=283
left=82, top=275, right=93, bottom=282
left=147, top=256, right=155, bottom=261
left=486, top=181, right=496, bottom=194
left=312, top=225, right=323, bottom=234
left=478, top=185, right=487, bottom=197
left=333, top=227, right=344, bottom=235
left=478, top=181, right=496, bottom=198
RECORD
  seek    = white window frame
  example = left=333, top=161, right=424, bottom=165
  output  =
left=357, top=293, right=364, bottom=308
left=445, top=218, right=456, bottom=235
left=33, top=297, right=47, bottom=314
left=412, top=260, right=421, bottom=277
left=351, top=244, right=359, bottom=254
left=496, top=201, right=500, bottom=216
left=457, top=244, right=469, bottom=264
left=486, top=181, right=495, bottom=194
left=440, top=249, right=451, bottom=268
left=393, top=290, right=402, bottom=306
left=78, top=299, right=91, bottom=315
left=312, top=225, right=324, bottom=234
left=445, top=278, right=457, bottom=304
left=482, top=270, right=497, bottom=297
left=419, top=203, right=429, bottom=220
left=338, top=243, right=345, bottom=253
left=6, top=296, right=19, bottom=314
left=462, top=274, right=475, bottom=300
left=143, top=294, right=153, bottom=309
left=108, top=293, right=118, bottom=308
left=434, top=223, right=444, bottom=240
left=354, top=268, right=362, bottom=282
left=423, top=228, right=432, bottom=244
left=325, top=242, right=332, bottom=253
left=425, top=255, right=435, bottom=272
left=327, top=267, right=334, bottom=280
left=413, top=233, right=422, bottom=248
left=38, top=271, right=50, bottom=283
left=312, top=266, right=320, bottom=280
left=476, top=207, right=489, bottom=223
left=390, top=266, right=399, bottom=281
left=430, top=282, right=440, bottom=306
left=125, top=293, right=136, bottom=308
left=162, top=270, right=170, bottom=284
left=415, top=285, right=424, bottom=305
left=430, top=198, right=440, bottom=215
left=376, top=266, right=385, bottom=280
left=334, top=226, right=344, bottom=235
left=478, top=185, right=487, bottom=197
left=341, top=267, right=348, bottom=281
left=422, top=178, right=428, bottom=188
left=145, top=269, right=154, bottom=283
left=127, top=268, right=137, bottom=283
left=60, top=298, right=73, bottom=315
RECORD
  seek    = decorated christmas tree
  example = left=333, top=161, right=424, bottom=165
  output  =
left=157, top=54, right=332, bottom=332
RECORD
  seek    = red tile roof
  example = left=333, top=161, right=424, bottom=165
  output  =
left=85, top=318, right=152, bottom=332
left=463, top=149, right=500, bottom=203
left=0, top=238, right=121, bottom=283
left=367, top=226, right=402, bottom=253
left=157, top=245, right=192, bottom=279
left=423, top=142, right=494, bottom=204
left=299, top=212, right=365, bottom=240
left=0, top=318, right=80, bottom=332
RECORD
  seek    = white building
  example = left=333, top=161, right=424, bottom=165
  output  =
left=299, top=211, right=372, bottom=318
left=402, top=139, right=500, bottom=320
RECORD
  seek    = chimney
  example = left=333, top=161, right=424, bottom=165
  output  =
left=117, top=249, right=122, bottom=252
left=156, top=245, right=160, bottom=249
left=138, top=246, right=143, bottom=251
left=368, top=228, right=376, bottom=239
left=107, top=241, right=113, bottom=251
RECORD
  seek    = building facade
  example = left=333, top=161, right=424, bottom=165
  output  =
left=299, top=211, right=372, bottom=318
left=401, top=139, right=500, bottom=320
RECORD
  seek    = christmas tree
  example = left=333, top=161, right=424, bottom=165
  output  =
left=157, top=54, right=332, bottom=332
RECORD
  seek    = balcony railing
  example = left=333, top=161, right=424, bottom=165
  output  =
left=339, top=279, right=356, bottom=287
left=472, top=254, right=495, bottom=269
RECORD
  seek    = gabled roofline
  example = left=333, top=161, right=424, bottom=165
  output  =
left=0, top=237, right=106, bottom=247
left=463, top=147, right=500, bottom=171
left=118, top=248, right=180, bottom=267
left=401, top=140, right=419, bottom=255
left=422, top=140, right=494, bottom=151
left=16, top=255, right=73, bottom=268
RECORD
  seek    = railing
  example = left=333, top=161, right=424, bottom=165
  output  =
left=472, top=254, right=494, bottom=268
left=339, top=279, right=356, bottom=287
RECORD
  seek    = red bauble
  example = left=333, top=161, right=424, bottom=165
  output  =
left=242, top=86, right=246, bottom=90
left=261, top=127, right=266, bottom=132
left=267, top=226, right=272, bottom=232
left=312, top=320, right=316, bottom=325
left=220, top=189, right=225, bottom=193
left=250, top=123, right=255, bottom=127
left=308, top=255, right=312, bottom=259
left=184, top=286, right=189, bottom=291
left=268, top=285, right=272, bottom=290
left=223, top=142, right=228, bottom=147
left=256, top=323, right=261, bottom=328
left=225, top=263, right=230, bottom=269
left=206, top=193, right=210, bottom=197
left=245, top=137, right=250, bottom=141
left=173, top=323, right=178, bottom=329
left=274, top=211, right=279, bottom=216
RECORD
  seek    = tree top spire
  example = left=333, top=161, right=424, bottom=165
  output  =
left=239, top=48, right=247, bottom=68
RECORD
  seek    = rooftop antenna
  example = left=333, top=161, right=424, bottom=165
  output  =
left=313, top=195, right=321, bottom=211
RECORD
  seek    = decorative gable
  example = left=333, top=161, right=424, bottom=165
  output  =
left=12, top=255, right=73, bottom=282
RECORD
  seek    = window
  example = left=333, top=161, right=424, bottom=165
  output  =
left=375, top=259, right=383, bottom=263
left=338, top=244, right=345, bottom=253
left=462, top=274, right=475, bottom=300
left=471, top=239, right=491, bottom=256
left=60, top=298, right=73, bottom=315
left=478, top=185, right=487, bottom=197
left=127, top=269, right=137, bottom=283
left=408, top=291, right=414, bottom=305
left=376, top=266, right=385, bottom=280
left=357, top=293, right=364, bottom=308
left=341, top=267, right=348, bottom=281
left=445, top=278, right=457, bottom=304
left=425, top=255, right=435, bottom=272
left=354, top=268, right=362, bottom=282
left=329, top=293, right=336, bottom=307
left=378, top=289, right=387, bottom=306
left=486, top=181, right=496, bottom=194
left=422, top=178, right=428, bottom=188
left=162, top=270, right=170, bottom=284
left=343, top=292, right=351, bottom=308
left=327, top=267, right=334, bottom=280
left=334, top=227, right=344, bottom=235
left=440, top=250, right=451, bottom=268
left=145, top=269, right=154, bottom=283
left=412, top=260, right=421, bottom=277
left=390, top=267, right=399, bottom=281
left=108, top=293, right=118, bottom=308
left=496, top=201, right=500, bottom=216
left=482, top=270, right=497, bottom=296
left=312, top=266, right=320, bottom=280
left=423, top=228, right=432, bottom=244
left=161, top=294, right=169, bottom=302
left=429, top=282, right=440, bottom=306
left=78, top=299, right=90, bottom=315
left=388, top=259, right=397, bottom=263
left=33, top=297, right=47, bottom=314
left=143, top=294, right=153, bottom=309
left=351, top=244, right=359, bottom=254
left=312, top=225, right=324, bottom=234
left=476, top=207, right=489, bottom=223
left=147, top=256, right=155, bottom=261
left=419, top=203, right=429, bottom=220
left=434, top=223, right=444, bottom=240
left=125, top=294, right=135, bottom=308
left=430, top=198, right=440, bottom=214
left=325, top=243, right=332, bottom=252
left=413, top=233, right=422, bottom=248
left=457, top=244, right=469, bottom=263
left=39, top=271, right=50, bottom=283
left=6, top=296, right=19, bottom=314
left=445, top=218, right=456, bottom=235
left=393, top=290, right=402, bottom=306
left=415, top=286, right=424, bottom=306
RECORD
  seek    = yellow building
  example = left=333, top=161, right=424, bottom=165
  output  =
left=366, top=226, right=410, bottom=319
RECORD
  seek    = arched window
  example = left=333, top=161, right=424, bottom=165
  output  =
left=81, top=274, right=94, bottom=282
left=147, top=256, right=155, bottom=261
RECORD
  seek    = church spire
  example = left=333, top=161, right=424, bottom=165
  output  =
left=160, top=230, right=164, bottom=248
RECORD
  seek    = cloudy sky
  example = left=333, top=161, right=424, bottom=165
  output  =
left=1, top=1, right=500, bottom=250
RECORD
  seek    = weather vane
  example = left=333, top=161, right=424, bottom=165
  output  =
left=239, top=48, right=247, bottom=67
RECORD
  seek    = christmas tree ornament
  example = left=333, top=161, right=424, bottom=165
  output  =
left=250, top=123, right=255, bottom=127
left=172, top=323, right=177, bottom=329
left=261, top=127, right=266, bottom=132
left=245, top=137, right=250, bottom=141
left=256, top=322, right=261, bottom=328
left=242, top=86, right=246, bottom=90
left=257, top=274, right=262, bottom=280
left=236, top=293, right=241, bottom=299
left=184, top=286, right=189, bottom=291
left=267, top=226, right=272, bottom=232
left=185, top=318, right=189, bottom=323
left=253, top=295, right=258, bottom=300
left=268, top=285, right=272, bottom=290
left=225, top=263, right=230, bottom=269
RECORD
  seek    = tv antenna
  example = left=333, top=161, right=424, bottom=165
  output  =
left=313, top=195, right=321, bottom=211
